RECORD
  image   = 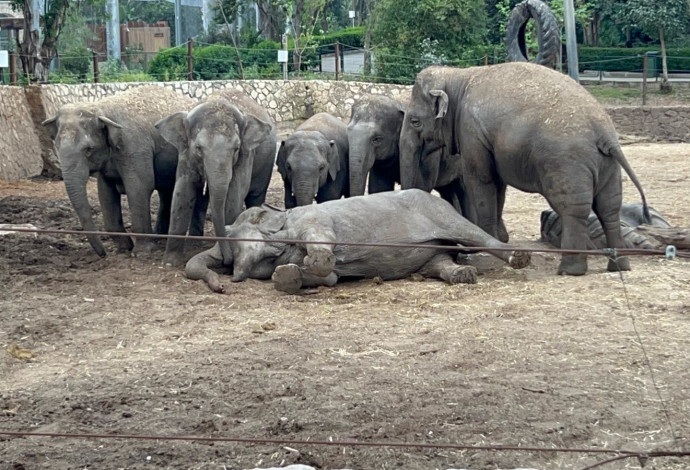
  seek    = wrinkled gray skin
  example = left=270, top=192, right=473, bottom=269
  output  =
left=185, top=189, right=531, bottom=294
left=156, top=89, right=276, bottom=266
left=541, top=203, right=671, bottom=249
left=400, top=63, right=650, bottom=275
left=43, top=86, right=200, bottom=257
left=277, top=112, right=349, bottom=208
left=347, top=95, right=405, bottom=196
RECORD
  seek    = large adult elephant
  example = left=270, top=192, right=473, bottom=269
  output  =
left=399, top=62, right=650, bottom=276
left=347, top=95, right=405, bottom=196
left=42, top=86, right=199, bottom=257
left=155, top=88, right=276, bottom=266
left=277, top=112, right=349, bottom=208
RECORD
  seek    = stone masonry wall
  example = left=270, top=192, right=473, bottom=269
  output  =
left=0, top=79, right=687, bottom=181
left=0, top=86, right=43, bottom=181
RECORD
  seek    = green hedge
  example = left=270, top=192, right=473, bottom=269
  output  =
left=316, top=27, right=365, bottom=53
left=578, top=47, right=690, bottom=73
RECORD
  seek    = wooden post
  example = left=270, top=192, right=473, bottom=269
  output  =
left=93, top=51, right=100, bottom=83
left=187, top=37, right=194, bottom=81
left=9, top=51, right=17, bottom=86
left=484, top=55, right=488, bottom=66
left=642, top=53, right=648, bottom=106
left=335, top=41, right=340, bottom=81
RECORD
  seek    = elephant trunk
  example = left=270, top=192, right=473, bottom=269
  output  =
left=399, top=131, right=421, bottom=190
left=292, top=178, right=318, bottom=207
left=63, top=160, right=106, bottom=257
left=348, top=137, right=375, bottom=197
left=206, top=164, right=234, bottom=264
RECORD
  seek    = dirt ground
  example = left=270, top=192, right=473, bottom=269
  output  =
left=0, top=143, right=688, bottom=470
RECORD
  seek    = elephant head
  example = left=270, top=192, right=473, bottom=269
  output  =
left=156, top=100, right=273, bottom=248
left=226, top=207, right=288, bottom=282
left=399, top=68, right=457, bottom=192
left=42, top=106, right=125, bottom=257
left=347, top=96, right=405, bottom=196
left=276, top=130, right=340, bottom=207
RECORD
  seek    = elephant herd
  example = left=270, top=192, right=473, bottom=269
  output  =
left=43, top=62, right=651, bottom=293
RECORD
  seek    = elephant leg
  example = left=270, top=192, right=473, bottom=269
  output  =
left=496, top=183, right=509, bottom=243
left=189, top=186, right=209, bottom=237
left=368, top=167, right=395, bottom=194
left=460, top=143, right=500, bottom=239
left=547, top=189, right=593, bottom=276
left=119, top=164, right=156, bottom=255
left=155, top=188, right=173, bottom=236
left=592, top=176, right=629, bottom=272
left=283, top=179, right=297, bottom=209
left=163, top=175, right=202, bottom=266
left=185, top=243, right=227, bottom=293
left=299, top=224, right=337, bottom=277
left=418, top=252, right=478, bottom=285
left=272, top=263, right=338, bottom=294
left=97, top=175, right=134, bottom=253
left=437, top=183, right=465, bottom=215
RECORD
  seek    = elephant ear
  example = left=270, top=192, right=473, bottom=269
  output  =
left=42, top=116, right=59, bottom=140
left=242, top=115, right=273, bottom=152
left=429, top=89, right=449, bottom=120
left=155, top=112, right=189, bottom=153
left=98, top=116, right=124, bottom=150
left=326, top=140, right=340, bottom=181
left=276, top=141, right=288, bottom=179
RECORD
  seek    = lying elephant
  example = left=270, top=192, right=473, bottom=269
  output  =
left=347, top=95, right=405, bottom=196
left=185, top=189, right=531, bottom=293
left=277, top=112, right=349, bottom=208
left=400, top=62, right=650, bottom=276
left=42, top=86, right=202, bottom=257
left=541, top=203, right=671, bottom=250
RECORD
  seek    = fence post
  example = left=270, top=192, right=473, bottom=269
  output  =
left=9, top=51, right=17, bottom=85
left=93, top=51, right=100, bottom=83
left=642, top=53, right=648, bottom=106
left=335, top=41, right=340, bottom=81
left=187, top=37, right=194, bottom=81
left=484, top=55, right=488, bottom=66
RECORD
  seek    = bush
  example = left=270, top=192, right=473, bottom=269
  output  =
left=316, top=27, right=365, bottom=53
left=147, top=45, right=188, bottom=80
left=578, top=47, right=690, bottom=73
left=60, top=45, right=91, bottom=80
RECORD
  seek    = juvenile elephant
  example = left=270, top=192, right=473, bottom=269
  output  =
left=155, top=89, right=276, bottom=266
left=400, top=62, right=650, bottom=275
left=347, top=95, right=405, bottom=195
left=43, top=86, right=199, bottom=257
left=185, top=189, right=531, bottom=294
left=277, top=112, right=349, bottom=207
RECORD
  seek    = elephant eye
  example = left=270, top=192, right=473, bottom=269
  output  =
left=409, top=118, right=422, bottom=128
left=371, top=136, right=383, bottom=145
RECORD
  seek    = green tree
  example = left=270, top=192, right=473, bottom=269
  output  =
left=623, top=0, right=689, bottom=90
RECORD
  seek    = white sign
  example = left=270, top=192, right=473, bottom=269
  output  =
left=0, top=51, right=8, bottom=68
left=349, top=10, right=356, bottom=19
left=277, top=50, right=288, bottom=63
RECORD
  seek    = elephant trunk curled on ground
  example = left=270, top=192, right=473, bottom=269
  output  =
left=399, top=62, right=650, bottom=276
left=347, top=95, right=405, bottom=196
left=277, top=112, right=349, bottom=208
left=42, top=86, right=203, bottom=257
left=155, top=89, right=276, bottom=266
left=184, top=189, right=531, bottom=294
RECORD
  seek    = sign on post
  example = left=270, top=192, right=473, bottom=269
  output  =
left=0, top=51, right=8, bottom=68
left=277, top=50, right=288, bottom=63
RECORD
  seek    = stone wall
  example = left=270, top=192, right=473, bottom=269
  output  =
left=0, top=79, right=687, bottom=182
left=0, top=86, right=43, bottom=181
left=606, top=106, right=690, bottom=143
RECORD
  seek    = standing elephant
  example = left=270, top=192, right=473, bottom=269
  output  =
left=155, top=88, right=276, bottom=266
left=347, top=95, right=405, bottom=196
left=42, top=86, right=199, bottom=257
left=277, top=112, right=349, bottom=208
left=400, top=62, right=650, bottom=275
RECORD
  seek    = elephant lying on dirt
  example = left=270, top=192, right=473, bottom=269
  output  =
left=541, top=203, right=671, bottom=250
left=277, top=112, right=349, bottom=207
left=400, top=62, right=650, bottom=275
left=43, top=86, right=201, bottom=257
left=347, top=95, right=405, bottom=196
left=185, top=189, right=531, bottom=293
left=155, top=89, right=276, bottom=266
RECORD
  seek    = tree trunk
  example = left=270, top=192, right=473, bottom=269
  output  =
left=363, top=0, right=373, bottom=75
left=659, top=26, right=672, bottom=93
left=635, top=226, right=690, bottom=250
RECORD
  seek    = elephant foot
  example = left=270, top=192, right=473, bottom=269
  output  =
left=498, top=221, right=510, bottom=243
left=558, top=254, right=588, bottom=276
left=162, top=251, right=187, bottom=267
left=205, top=272, right=225, bottom=293
left=303, top=248, right=336, bottom=277
left=114, top=236, right=134, bottom=254
left=508, top=251, right=531, bottom=270
left=132, top=239, right=156, bottom=257
left=272, top=264, right=303, bottom=294
left=446, top=265, right=478, bottom=285
left=607, top=256, right=631, bottom=272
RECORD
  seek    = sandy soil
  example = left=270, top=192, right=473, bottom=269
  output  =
left=0, top=144, right=689, bottom=470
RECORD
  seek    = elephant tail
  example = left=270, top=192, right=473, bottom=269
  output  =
left=598, top=137, right=651, bottom=224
